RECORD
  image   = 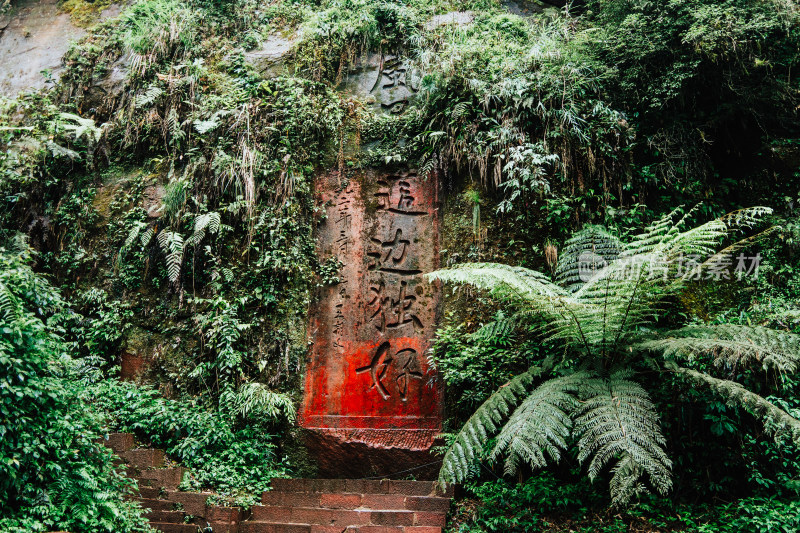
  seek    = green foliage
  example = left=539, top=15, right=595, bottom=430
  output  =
left=0, top=246, right=148, bottom=532
left=3, top=0, right=800, bottom=525
left=450, top=479, right=800, bottom=533
left=431, top=208, right=800, bottom=506
left=88, top=379, right=290, bottom=500
left=431, top=313, right=533, bottom=418
left=449, top=475, right=591, bottom=533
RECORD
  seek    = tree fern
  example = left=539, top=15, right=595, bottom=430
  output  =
left=636, top=325, right=800, bottom=373
left=555, top=225, right=621, bottom=291
left=429, top=207, right=799, bottom=506
left=490, top=373, right=584, bottom=475
left=428, top=263, right=587, bottom=351
left=574, top=370, right=672, bottom=506
left=674, top=365, right=800, bottom=445
left=439, top=369, right=537, bottom=485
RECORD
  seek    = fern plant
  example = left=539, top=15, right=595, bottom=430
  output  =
left=429, top=207, right=800, bottom=506
left=118, top=211, right=221, bottom=285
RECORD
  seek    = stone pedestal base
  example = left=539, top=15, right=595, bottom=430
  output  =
left=303, top=428, right=442, bottom=480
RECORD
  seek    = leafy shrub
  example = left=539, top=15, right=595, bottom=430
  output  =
left=0, top=246, right=148, bottom=533
left=87, top=379, right=289, bottom=501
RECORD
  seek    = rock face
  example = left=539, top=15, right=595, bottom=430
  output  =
left=301, top=169, right=443, bottom=478
left=0, top=0, right=85, bottom=95
left=339, top=53, right=420, bottom=114
left=424, top=11, right=474, bottom=30
left=0, top=0, right=121, bottom=96
left=244, top=32, right=295, bottom=76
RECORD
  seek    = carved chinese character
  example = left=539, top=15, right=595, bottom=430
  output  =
left=373, top=177, right=427, bottom=216
left=356, top=342, right=393, bottom=400
left=395, top=348, right=423, bottom=401
left=335, top=201, right=352, bottom=254
left=397, top=180, right=415, bottom=211
left=367, top=281, right=391, bottom=333
left=367, top=280, right=422, bottom=333
left=369, top=228, right=410, bottom=267
left=381, top=60, right=407, bottom=89
left=356, top=343, right=423, bottom=401
left=389, top=281, right=423, bottom=331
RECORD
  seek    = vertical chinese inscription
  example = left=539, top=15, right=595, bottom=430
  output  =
left=301, top=170, right=442, bottom=431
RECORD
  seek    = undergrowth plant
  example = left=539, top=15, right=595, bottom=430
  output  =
left=0, top=244, right=149, bottom=533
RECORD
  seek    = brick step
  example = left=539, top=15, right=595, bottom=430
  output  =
left=121, top=448, right=166, bottom=469
left=166, top=490, right=214, bottom=517
left=262, top=492, right=450, bottom=513
left=137, top=497, right=175, bottom=511
left=145, top=510, right=186, bottom=523
left=240, top=524, right=441, bottom=533
left=137, top=467, right=186, bottom=490
left=103, top=432, right=135, bottom=454
left=251, top=506, right=445, bottom=528
left=137, top=486, right=162, bottom=499
left=239, top=523, right=312, bottom=533
left=270, top=479, right=453, bottom=498
left=150, top=523, right=200, bottom=533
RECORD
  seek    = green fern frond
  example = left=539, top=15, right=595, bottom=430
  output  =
left=636, top=325, right=800, bottom=373
left=491, top=373, right=584, bottom=476
left=470, top=313, right=516, bottom=343
left=429, top=263, right=568, bottom=302
left=674, top=365, right=800, bottom=445
left=0, top=281, right=20, bottom=320
left=123, top=222, right=147, bottom=250
left=575, top=370, right=672, bottom=506
left=46, top=141, right=81, bottom=160
left=157, top=230, right=184, bottom=283
left=720, top=206, right=774, bottom=231
left=418, top=155, right=438, bottom=179
left=140, top=226, right=155, bottom=247
left=429, top=263, right=594, bottom=352
left=555, top=225, right=621, bottom=292
left=186, top=212, right=221, bottom=247
left=58, top=112, right=103, bottom=143
left=135, top=85, right=163, bottom=109
left=439, top=369, right=537, bottom=485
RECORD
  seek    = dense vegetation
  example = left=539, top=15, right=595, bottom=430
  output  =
left=1, top=0, right=800, bottom=531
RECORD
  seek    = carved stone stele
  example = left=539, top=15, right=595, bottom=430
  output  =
left=300, top=169, right=443, bottom=478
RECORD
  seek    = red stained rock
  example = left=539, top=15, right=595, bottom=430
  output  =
left=120, top=351, right=146, bottom=381
left=301, top=170, right=443, bottom=477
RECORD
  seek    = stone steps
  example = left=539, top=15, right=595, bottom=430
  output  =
left=101, top=433, right=453, bottom=533
left=100, top=432, right=240, bottom=533
left=270, top=479, right=453, bottom=498
left=242, top=478, right=450, bottom=532
left=147, top=524, right=199, bottom=533
left=260, top=492, right=450, bottom=512
left=240, top=525, right=442, bottom=533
